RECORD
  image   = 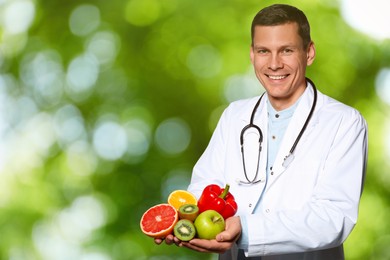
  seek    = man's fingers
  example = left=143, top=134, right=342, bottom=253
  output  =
left=154, top=238, right=163, bottom=245
left=216, top=232, right=228, bottom=242
left=182, top=238, right=232, bottom=254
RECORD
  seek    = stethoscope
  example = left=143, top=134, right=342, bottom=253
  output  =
left=237, top=78, right=317, bottom=185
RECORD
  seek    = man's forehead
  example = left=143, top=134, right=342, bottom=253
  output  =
left=251, top=23, right=303, bottom=48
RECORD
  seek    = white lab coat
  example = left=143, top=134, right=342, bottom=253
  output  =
left=188, top=84, right=368, bottom=259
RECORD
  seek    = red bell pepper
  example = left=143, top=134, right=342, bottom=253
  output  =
left=197, top=184, right=238, bottom=219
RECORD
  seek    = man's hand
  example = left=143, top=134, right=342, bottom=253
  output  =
left=182, top=216, right=242, bottom=253
left=154, top=234, right=181, bottom=246
left=154, top=216, right=241, bottom=253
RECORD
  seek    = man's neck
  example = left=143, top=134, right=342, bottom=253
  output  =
left=268, top=85, right=307, bottom=111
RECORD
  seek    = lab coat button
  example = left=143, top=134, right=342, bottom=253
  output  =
left=249, top=203, right=252, bottom=207
left=271, top=172, right=274, bottom=175
left=265, top=209, right=270, bottom=213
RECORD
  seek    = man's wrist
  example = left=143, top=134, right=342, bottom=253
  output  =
left=236, top=215, right=248, bottom=250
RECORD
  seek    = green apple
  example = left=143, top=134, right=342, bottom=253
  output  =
left=194, top=210, right=225, bottom=240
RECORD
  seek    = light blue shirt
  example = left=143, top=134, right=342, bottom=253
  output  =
left=238, top=99, right=300, bottom=250
left=266, top=100, right=298, bottom=175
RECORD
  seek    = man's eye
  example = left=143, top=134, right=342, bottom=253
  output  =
left=257, top=49, right=268, bottom=54
left=283, top=48, right=293, bottom=53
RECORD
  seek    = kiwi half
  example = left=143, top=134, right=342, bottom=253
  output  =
left=173, top=219, right=196, bottom=241
left=178, top=204, right=199, bottom=222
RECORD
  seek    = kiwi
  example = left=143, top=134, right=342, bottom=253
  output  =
left=173, top=219, right=196, bottom=241
left=178, top=204, right=199, bottom=222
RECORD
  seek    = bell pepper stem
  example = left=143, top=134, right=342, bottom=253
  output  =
left=219, top=184, right=230, bottom=199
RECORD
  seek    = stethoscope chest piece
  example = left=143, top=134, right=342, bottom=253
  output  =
left=282, top=153, right=295, bottom=168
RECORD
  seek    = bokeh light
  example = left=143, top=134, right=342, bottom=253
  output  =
left=32, top=195, right=108, bottom=260
left=93, top=121, right=128, bottom=161
left=66, top=53, right=99, bottom=101
left=186, top=44, right=222, bottom=79
left=85, top=31, right=121, bottom=68
left=124, top=0, right=161, bottom=27
left=223, top=68, right=263, bottom=103
left=53, top=104, right=87, bottom=147
left=2, top=0, right=35, bottom=35
left=124, top=119, right=151, bottom=161
left=375, top=68, right=390, bottom=106
left=341, top=0, right=390, bottom=40
left=69, top=4, right=101, bottom=37
left=65, top=141, right=97, bottom=177
left=155, top=117, right=191, bottom=156
left=385, top=120, right=390, bottom=162
left=20, top=50, right=64, bottom=107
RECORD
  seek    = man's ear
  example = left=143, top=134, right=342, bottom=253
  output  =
left=250, top=45, right=255, bottom=64
left=307, top=41, right=316, bottom=66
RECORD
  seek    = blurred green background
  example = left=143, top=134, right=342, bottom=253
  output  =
left=0, top=0, right=389, bottom=259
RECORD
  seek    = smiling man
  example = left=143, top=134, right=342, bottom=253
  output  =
left=250, top=21, right=315, bottom=111
left=155, top=4, right=368, bottom=260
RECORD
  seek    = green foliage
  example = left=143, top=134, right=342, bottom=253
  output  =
left=0, top=0, right=389, bottom=259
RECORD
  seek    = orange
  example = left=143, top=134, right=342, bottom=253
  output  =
left=140, top=203, right=178, bottom=238
left=167, top=190, right=197, bottom=210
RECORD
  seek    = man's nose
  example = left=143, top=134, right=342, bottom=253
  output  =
left=268, top=54, right=283, bottom=70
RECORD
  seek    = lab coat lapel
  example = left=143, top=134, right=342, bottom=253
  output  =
left=268, top=85, right=317, bottom=182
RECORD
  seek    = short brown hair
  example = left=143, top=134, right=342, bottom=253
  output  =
left=251, top=4, right=311, bottom=48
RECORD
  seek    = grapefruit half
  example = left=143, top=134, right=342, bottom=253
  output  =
left=140, top=203, right=178, bottom=238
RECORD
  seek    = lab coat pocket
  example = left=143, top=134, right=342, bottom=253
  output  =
left=266, top=159, right=323, bottom=211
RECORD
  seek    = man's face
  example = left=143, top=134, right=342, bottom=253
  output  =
left=250, top=22, right=315, bottom=110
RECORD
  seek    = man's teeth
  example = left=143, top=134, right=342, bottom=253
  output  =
left=268, top=75, right=286, bottom=80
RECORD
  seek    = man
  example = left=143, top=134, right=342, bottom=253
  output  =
left=156, top=4, right=367, bottom=259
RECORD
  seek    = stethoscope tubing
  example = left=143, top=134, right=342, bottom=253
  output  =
left=238, top=77, right=317, bottom=185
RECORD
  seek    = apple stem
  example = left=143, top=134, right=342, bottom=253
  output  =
left=212, top=215, right=222, bottom=223
left=219, top=184, right=230, bottom=199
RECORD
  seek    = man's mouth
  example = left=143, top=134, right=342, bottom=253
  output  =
left=267, top=74, right=288, bottom=80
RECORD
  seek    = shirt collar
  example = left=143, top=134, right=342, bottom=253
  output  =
left=267, top=97, right=301, bottom=122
